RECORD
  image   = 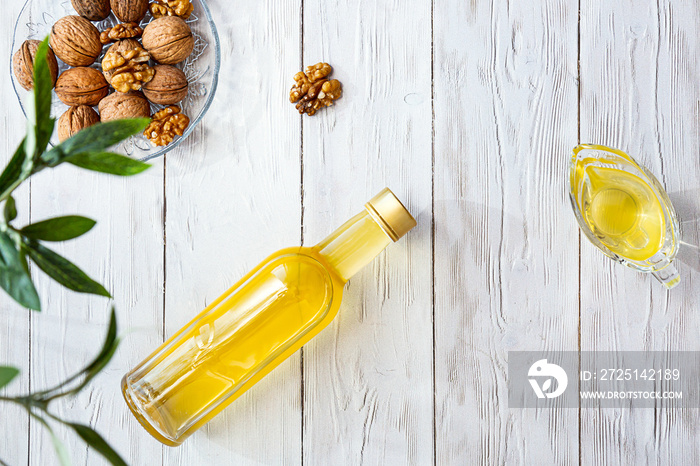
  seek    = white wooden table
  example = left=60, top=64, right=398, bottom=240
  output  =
left=2, top=0, right=700, bottom=464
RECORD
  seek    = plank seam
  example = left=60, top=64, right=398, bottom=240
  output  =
left=430, top=0, right=437, bottom=465
left=27, top=177, right=32, bottom=466
left=577, top=0, right=582, bottom=464
left=299, top=1, right=306, bottom=464
left=161, top=153, right=167, bottom=466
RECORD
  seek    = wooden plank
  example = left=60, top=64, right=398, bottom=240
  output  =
left=27, top=161, right=165, bottom=466
left=300, top=1, right=433, bottom=464
left=0, top=3, right=31, bottom=464
left=26, top=161, right=165, bottom=466
left=161, top=1, right=303, bottom=464
left=580, top=1, right=700, bottom=463
left=433, top=0, right=579, bottom=463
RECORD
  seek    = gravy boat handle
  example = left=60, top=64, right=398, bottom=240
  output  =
left=652, top=264, right=680, bottom=289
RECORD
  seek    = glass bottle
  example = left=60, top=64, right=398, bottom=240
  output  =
left=121, top=188, right=417, bottom=446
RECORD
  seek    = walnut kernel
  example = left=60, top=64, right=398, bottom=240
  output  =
left=289, top=62, right=342, bottom=116
left=100, top=22, right=143, bottom=44
left=102, top=39, right=154, bottom=93
left=150, top=0, right=194, bottom=19
left=144, top=106, right=190, bottom=146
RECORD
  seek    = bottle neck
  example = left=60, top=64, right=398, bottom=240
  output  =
left=315, top=209, right=393, bottom=282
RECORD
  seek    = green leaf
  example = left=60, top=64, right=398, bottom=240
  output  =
left=31, top=414, right=71, bottom=466
left=0, top=231, right=40, bottom=310
left=0, top=366, right=20, bottom=390
left=67, top=152, right=150, bottom=176
left=4, top=196, right=17, bottom=222
left=41, top=119, right=150, bottom=167
left=21, top=216, right=96, bottom=242
left=24, top=241, right=110, bottom=298
left=28, top=38, right=55, bottom=159
left=0, top=140, right=28, bottom=199
left=68, top=423, right=127, bottom=466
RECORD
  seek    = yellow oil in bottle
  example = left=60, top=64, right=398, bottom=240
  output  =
left=577, top=164, right=665, bottom=261
left=122, top=189, right=416, bottom=446
left=124, top=250, right=345, bottom=444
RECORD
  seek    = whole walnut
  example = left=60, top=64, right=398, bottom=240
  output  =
left=55, top=67, right=109, bottom=106
left=99, top=91, right=151, bottom=121
left=71, top=0, right=111, bottom=21
left=110, top=0, right=149, bottom=23
left=50, top=16, right=102, bottom=67
left=57, top=105, right=100, bottom=142
left=13, top=40, right=59, bottom=90
left=142, top=16, right=194, bottom=65
left=142, top=65, right=188, bottom=105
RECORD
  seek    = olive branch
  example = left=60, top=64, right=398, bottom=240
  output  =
left=0, top=37, right=151, bottom=465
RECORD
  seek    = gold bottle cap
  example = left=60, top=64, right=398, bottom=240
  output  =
left=365, top=188, right=417, bottom=242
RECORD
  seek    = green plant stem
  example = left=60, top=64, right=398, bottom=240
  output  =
left=0, top=175, right=30, bottom=205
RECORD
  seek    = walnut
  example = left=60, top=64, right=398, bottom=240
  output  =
left=142, top=16, right=194, bottom=65
left=110, top=0, right=148, bottom=23
left=12, top=40, right=60, bottom=91
left=142, top=65, right=189, bottom=105
left=150, top=0, right=194, bottom=19
left=71, top=0, right=111, bottom=21
left=98, top=91, right=151, bottom=121
left=289, top=62, right=342, bottom=116
left=305, top=62, right=331, bottom=82
left=50, top=15, right=102, bottom=67
left=144, top=106, right=190, bottom=146
left=57, top=105, right=100, bottom=142
left=102, top=39, right=154, bottom=93
left=100, top=22, right=143, bottom=44
left=55, top=67, right=109, bottom=106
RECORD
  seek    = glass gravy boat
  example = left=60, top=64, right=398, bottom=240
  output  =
left=569, top=144, right=680, bottom=289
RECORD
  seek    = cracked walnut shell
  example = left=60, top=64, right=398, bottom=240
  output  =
left=142, top=16, right=194, bottom=65
left=100, top=22, right=143, bottom=44
left=150, top=0, right=194, bottom=19
left=110, top=0, right=148, bottom=23
left=55, top=67, right=109, bottom=106
left=289, top=62, right=342, bottom=116
left=98, top=91, right=151, bottom=122
left=71, top=0, right=111, bottom=21
left=144, top=106, right=189, bottom=146
left=102, top=39, right=154, bottom=93
left=50, top=15, right=102, bottom=67
left=58, top=105, right=100, bottom=142
left=142, top=65, right=189, bottom=105
left=13, top=40, right=59, bottom=90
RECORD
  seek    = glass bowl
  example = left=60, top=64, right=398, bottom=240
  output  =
left=11, top=0, right=220, bottom=161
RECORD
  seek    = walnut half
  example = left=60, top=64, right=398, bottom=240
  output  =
left=150, top=0, right=194, bottom=19
left=100, top=22, right=143, bottom=44
left=102, top=39, right=155, bottom=93
left=289, top=62, right=342, bottom=116
left=144, top=106, right=190, bottom=146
